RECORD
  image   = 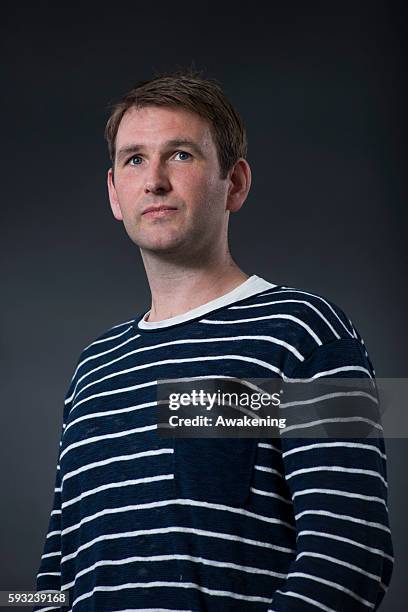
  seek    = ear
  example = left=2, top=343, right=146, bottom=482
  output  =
left=107, top=167, right=123, bottom=221
left=226, top=158, right=252, bottom=213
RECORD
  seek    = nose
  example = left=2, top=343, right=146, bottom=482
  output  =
left=144, top=158, right=171, bottom=195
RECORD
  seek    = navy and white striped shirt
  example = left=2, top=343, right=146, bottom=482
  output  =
left=34, top=275, right=393, bottom=611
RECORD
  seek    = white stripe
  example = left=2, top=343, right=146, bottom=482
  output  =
left=254, top=464, right=284, bottom=477
left=258, top=442, right=282, bottom=453
left=298, top=530, right=394, bottom=562
left=282, top=441, right=386, bottom=460
left=282, top=416, right=383, bottom=434
left=112, top=319, right=137, bottom=329
left=289, top=365, right=373, bottom=381
left=160, top=374, right=275, bottom=394
left=297, top=551, right=382, bottom=582
left=280, top=389, right=378, bottom=409
left=41, top=551, right=61, bottom=559
left=62, top=474, right=174, bottom=509
left=71, top=580, right=273, bottom=608
left=285, top=571, right=375, bottom=607
left=292, top=488, right=387, bottom=507
left=286, top=465, right=387, bottom=488
left=62, top=552, right=288, bottom=590
left=111, top=609, right=192, bottom=612
left=69, top=380, right=157, bottom=415
left=62, top=448, right=173, bottom=484
left=250, top=487, right=292, bottom=504
left=59, top=424, right=157, bottom=461
left=274, top=589, right=336, bottom=611
left=231, top=299, right=341, bottom=339
left=263, top=288, right=355, bottom=338
left=82, top=323, right=134, bottom=351
left=294, top=509, right=391, bottom=532
left=200, top=314, right=323, bottom=346
left=61, top=497, right=295, bottom=537
left=61, top=525, right=295, bottom=564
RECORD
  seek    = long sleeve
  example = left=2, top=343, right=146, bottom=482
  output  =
left=268, top=337, right=394, bottom=611
left=33, top=373, right=76, bottom=611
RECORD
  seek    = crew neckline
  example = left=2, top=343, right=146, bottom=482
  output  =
left=135, top=274, right=276, bottom=331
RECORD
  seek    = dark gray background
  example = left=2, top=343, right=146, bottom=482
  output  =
left=1, top=1, right=407, bottom=610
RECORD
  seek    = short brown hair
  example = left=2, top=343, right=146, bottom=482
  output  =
left=104, top=68, right=247, bottom=180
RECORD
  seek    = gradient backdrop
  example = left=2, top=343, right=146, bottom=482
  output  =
left=2, top=2, right=407, bottom=610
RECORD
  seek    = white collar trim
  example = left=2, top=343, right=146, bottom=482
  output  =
left=137, top=274, right=276, bottom=330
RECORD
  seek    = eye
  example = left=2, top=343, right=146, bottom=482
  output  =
left=128, top=155, right=143, bottom=165
left=174, top=151, right=191, bottom=161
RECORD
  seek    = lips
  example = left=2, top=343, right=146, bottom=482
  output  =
left=142, top=205, right=178, bottom=214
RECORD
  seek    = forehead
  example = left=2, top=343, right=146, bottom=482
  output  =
left=115, top=105, right=215, bottom=150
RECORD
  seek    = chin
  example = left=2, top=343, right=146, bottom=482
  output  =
left=133, top=235, right=186, bottom=254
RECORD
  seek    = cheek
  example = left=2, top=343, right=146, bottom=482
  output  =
left=182, top=170, right=224, bottom=201
left=203, top=177, right=229, bottom=212
left=114, top=177, right=141, bottom=211
left=116, top=174, right=137, bottom=196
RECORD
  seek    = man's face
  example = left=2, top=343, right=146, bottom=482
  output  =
left=107, top=105, right=233, bottom=257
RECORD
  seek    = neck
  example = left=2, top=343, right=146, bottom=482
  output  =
left=140, top=247, right=249, bottom=322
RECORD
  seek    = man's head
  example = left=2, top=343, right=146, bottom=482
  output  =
left=105, top=69, right=251, bottom=260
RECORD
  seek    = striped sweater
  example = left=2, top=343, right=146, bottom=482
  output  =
left=33, top=274, right=393, bottom=611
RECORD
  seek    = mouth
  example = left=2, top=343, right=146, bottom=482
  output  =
left=142, top=205, right=178, bottom=218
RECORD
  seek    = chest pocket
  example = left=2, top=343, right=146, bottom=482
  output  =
left=173, top=438, right=258, bottom=506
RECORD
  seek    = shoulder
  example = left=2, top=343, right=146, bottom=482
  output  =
left=81, top=317, right=137, bottom=356
left=243, top=283, right=359, bottom=344
left=257, top=284, right=374, bottom=378
left=63, top=316, right=137, bottom=403
left=238, top=282, right=374, bottom=374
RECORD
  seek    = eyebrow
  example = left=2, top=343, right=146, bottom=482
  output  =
left=117, top=139, right=205, bottom=162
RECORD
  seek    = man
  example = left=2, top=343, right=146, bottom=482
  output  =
left=34, top=70, right=393, bottom=611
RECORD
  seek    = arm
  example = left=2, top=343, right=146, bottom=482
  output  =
left=33, top=371, right=76, bottom=612
left=268, top=337, right=394, bottom=611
